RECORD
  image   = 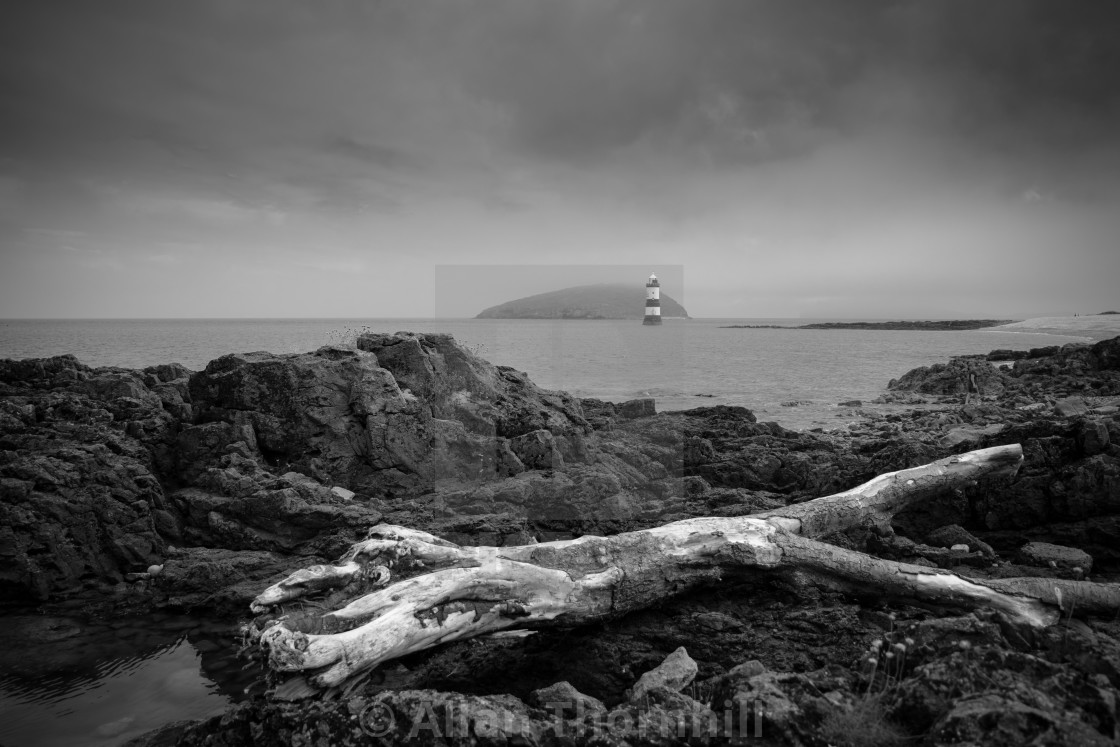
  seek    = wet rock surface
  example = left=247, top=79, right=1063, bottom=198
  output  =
left=4, top=333, right=1120, bottom=745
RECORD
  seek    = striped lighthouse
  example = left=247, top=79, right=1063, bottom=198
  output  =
left=643, top=272, right=662, bottom=325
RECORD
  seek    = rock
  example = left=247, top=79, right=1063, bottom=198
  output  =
left=171, top=481, right=382, bottom=556
left=1016, top=541, right=1093, bottom=574
left=889, top=357, right=1010, bottom=397
left=508, top=429, right=560, bottom=470
left=1078, top=419, right=1111, bottom=456
left=189, top=347, right=437, bottom=498
left=153, top=547, right=294, bottom=615
left=0, top=364, right=169, bottom=601
left=1056, top=397, right=1090, bottom=417
left=356, top=333, right=590, bottom=444
left=925, top=525, right=996, bottom=558
left=118, top=719, right=199, bottom=747
left=930, top=693, right=1112, bottom=746
left=727, top=660, right=767, bottom=679
left=618, top=398, right=656, bottom=420
left=330, top=486, right=355, bottom=500
left=838, top=400, right=863, bottom=407
left=529, top=680, right=606, bottom=717
left=942, top=423, right=1006, bottom=448
left=988, top=349, right=1031, bottom=361
left=629, top=646, right=698, bottom=703
left=950, top=543, right=970, bottom=553
left=712, top=671, right=807, bottom=743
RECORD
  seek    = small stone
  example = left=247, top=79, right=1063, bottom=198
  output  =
left=950, top=543, right=970, bottom=553
left=629, top=647, right=698, bottom=703
left=330, top=486, right=356, bottom=500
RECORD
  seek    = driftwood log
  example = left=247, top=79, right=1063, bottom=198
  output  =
left=247, top=444, right=1120, bottom=691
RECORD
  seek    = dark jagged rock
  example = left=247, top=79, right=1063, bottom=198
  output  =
left=356, top=332, right=591, bottom=444
left=0, top=356, right=171, bottom=603
left=188, top=346, right=437, bottom=498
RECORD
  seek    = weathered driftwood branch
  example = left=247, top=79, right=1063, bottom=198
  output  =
left=247, top=444, right=1120, bottom=691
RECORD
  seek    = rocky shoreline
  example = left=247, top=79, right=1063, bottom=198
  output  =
left=2, top=333, right=1119, bottom=746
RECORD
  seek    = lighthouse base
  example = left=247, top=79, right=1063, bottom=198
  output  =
left=642, top=315, right=662, bottom=325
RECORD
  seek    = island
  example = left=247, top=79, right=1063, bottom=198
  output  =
left=477, top=283, right=689, bottom=319
left=722, top=319, right=1014, bottom=330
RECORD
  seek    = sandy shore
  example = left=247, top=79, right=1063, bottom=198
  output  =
left=991, top=314, right=1120, bottom=341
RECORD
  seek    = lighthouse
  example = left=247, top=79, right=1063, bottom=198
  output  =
left=643, top=272, right=662, bottom=325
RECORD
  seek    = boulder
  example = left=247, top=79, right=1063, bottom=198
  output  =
left=628, top=646, right=698, bottom=703
left=1016, top=541, right=1093, bottom=574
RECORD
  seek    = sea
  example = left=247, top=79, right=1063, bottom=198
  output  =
left=0, top=317, right=1100, bottom=432
left=0, top=316, right=1106, bottom=746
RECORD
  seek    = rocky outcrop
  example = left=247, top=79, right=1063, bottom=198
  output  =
left=7, top=334, right=1120, bottom=747
left=356, top=332, right=590, bottom=442
left=892, top=336, right=1120, bottom=400
left=0, top=334, right=689, bottom=606
left=0, top=356, right=172, bottom=603
left=188, top=346, right=436, bottom=498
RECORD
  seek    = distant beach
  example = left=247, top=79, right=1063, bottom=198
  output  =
left=989, top=315, right=1120, bottom=341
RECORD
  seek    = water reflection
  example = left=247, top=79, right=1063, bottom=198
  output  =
left=0, top=614, right=257, bottom=747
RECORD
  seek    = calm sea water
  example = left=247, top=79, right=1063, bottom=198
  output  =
left=0, top=317, right=1094, bottom=430
left=0, top=614, right=254, bottom=747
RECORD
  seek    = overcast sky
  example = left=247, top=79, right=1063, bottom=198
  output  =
left=2, top=0, right=1118, bottom=319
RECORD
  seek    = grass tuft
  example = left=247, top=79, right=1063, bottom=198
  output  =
left=818, top=691, right=908, bottom=747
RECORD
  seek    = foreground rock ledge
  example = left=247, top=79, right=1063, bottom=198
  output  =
left=246, top=444, right=1120, bottom=693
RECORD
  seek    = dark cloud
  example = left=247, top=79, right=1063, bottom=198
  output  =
left=5, top=1, right=1119, bottom=167
left=1, top=0, right=1118, bottom=318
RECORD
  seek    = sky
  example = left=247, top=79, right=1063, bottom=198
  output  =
left=1, top=0, right=1119, bottom=319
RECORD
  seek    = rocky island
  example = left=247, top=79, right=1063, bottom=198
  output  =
left=2, top=332, right=1120, bottom=746
left=477, top=283, right=689, bottom=320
